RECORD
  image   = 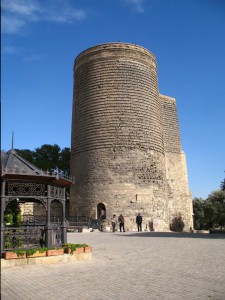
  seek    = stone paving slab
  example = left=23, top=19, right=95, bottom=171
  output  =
left=1, top=232, right=225, bottom=300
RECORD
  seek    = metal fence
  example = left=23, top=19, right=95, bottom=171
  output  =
left=3, top=227, right=44, bottom=251
left=66, top=216, right=100, bottom=229
left=3, top=226, right=62, bottom=252
left=20, top=215, right=100, bottom=229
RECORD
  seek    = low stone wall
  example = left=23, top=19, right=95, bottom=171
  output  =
left=1, top=252, right=92, bottom=269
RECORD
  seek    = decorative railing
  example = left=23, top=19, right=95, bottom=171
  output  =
left=22, top=215, right=46, bottom=226
left=66, top=216, right=100, bottom=230
left=2, top=167, right=75, bottom=183
left=3, top=227, right=45, bottom=251
left=3, top=226, right=62, bottom=251
left=19, top=215, right=100, bottom=229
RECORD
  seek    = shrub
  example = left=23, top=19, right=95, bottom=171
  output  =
left=12, top=249, right=26, bottom=257
left=170, top=214, right=185, bottom=232
left=63, top=243, right=89, bottom=254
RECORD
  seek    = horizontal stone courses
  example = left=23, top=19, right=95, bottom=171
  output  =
left=75, top=82, right=158, bottom=95
left=76, top=71, right=157, bottom=82
left=73, top=141, right=164, bottom=152
left=75, top=71, right=157, bottom=81
left=75, top=92, right=159, bottom=104
left=74, top=111, right=162, bottom=125
left=75, top=43, right=156, bottom=60
left=75, top=41, right=156, bottom=54
left=77, top=105, right=161, bottom=115
left=73, top=137, right=164, bottom=150
left=75, top=51, right=157, bottom=66
left=75, top=52, right=157, bottom=70
left=162, top=104, right=177, bottom=110
left=75, top=67, right=157, bottom=82
left=72, top=143, right=165, bottom=155
left=76, top=82, right=158, bottom=93
left=71, top=43, right=192, bottom=230
left=162, top=109, right=178, bottom=115
left=75, top=67, right=155, bottom=81
left=74, top=97, right=160, bottom=111
left=73, top=129, right=163, bottom=143
left=76, top=58, right=155, bottom=69
left=72, top=124, right=163, bottom=136
left=162, top=111, right=179, bottom=118
left=75, top=63, right=156, bottom=75
left=75, top=67, right=156, bottom=78
left=74, top=109, right=162, bottom=120
left=164, top=149, right=182, bottom=154
left=73, top=126, right=162, bottom=138
left=161, top=97, right=181, bottom=151
left=74, top=98, right=161, bottom=112
left=76, top=82, right=157, bottom=94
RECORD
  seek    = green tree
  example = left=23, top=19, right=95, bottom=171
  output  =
left=207, top=190, right=225, bottom=230
left=220, top=178, right=225, bottom=191
left=15, top=149, right=36, bottom=164
left=16, top=144, right=71, bottom=175
left=193, top=197, right=205, bottom=230
left=34, top=144, right=61, bottom=172
left=4, top=200, right=22, bottom=226
left=15, top=144, right=71, bottom=203
left=58, top=147, right=71, bottom=174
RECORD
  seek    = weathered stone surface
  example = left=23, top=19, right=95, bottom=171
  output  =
left=70, top=42, right=193, bottom=230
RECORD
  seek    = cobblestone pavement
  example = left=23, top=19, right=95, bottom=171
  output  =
left=1, top=232, right=225, bottom=300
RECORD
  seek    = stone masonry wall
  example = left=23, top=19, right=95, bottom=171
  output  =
left=70, top=43, right=193, bottom=231
left=160, top=94, right=193, bottom=230
left=70, top=43, right=169, bottom=230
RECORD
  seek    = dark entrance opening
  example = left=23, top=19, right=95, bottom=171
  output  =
left=97, top=203, right=106, bottom=221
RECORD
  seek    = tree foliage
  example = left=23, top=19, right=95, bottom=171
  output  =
left=15, top=144, right=71, bottom=174
left=221, top=178, right=225, bottom=191
left=193, top=197, right=205, bottom=230
left=4, top=200, right=22, bottom=226
left=193, top=191, right=225, bottom=230
left=35, top=144, right=60, bottom=172
left=15, top=144, right=71, bottom=202
left=207, top=190, right=225, bottom=229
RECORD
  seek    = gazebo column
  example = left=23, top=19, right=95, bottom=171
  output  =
left=45, top=185, right=52, bottom=248
left=1, top=180, right=6, bottom=255
left=61, top=187, right=67, bottom=244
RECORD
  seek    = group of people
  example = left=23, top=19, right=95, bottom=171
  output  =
left=111, top=214, right=125, bottom=232
left=111, top=213, right=143, bottom=232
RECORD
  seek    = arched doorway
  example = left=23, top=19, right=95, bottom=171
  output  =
left=97, top=203, right=106, bottom=220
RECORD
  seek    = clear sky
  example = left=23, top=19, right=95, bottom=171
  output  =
left=1, top=0, right=225, bottom=199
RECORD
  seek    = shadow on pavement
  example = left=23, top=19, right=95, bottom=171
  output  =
left=114, top=232, right=225, bottom=239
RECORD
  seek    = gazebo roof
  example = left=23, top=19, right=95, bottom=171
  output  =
left=1, top=149, right=74, bottom=186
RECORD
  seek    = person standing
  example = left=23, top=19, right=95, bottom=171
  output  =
left=118, top=214, right=125, bottom=232
left=136, top=213, right=143, bottom=232
left=99, top=209, right=106, bottom=221
left=111, top=215, right=117, bottom=232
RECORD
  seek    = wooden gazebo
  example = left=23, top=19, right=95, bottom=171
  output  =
left=0, top=149, right=74, bottom=255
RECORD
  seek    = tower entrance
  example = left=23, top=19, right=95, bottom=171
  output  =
left=97, top=203, right=106, bottom=220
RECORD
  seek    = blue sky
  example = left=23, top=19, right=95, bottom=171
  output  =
left=1, top=0, right=225, bottom=199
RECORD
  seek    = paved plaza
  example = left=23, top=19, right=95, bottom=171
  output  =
left=1, top=231, right=225, bottom=300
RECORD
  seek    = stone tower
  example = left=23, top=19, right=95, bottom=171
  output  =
left=70, top=42, right=193, bottom=231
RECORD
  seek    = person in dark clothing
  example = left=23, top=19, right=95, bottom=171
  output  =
left=136, top=213, right=143, bottom=232
left=118, top=214, right=125, bottom=232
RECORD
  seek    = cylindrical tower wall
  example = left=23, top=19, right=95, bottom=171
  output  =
left=70, top=43, right=168, bottom=229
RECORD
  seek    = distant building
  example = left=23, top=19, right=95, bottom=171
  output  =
left=70, top=42, right=193, bottom=231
